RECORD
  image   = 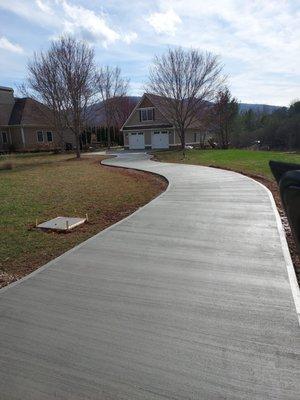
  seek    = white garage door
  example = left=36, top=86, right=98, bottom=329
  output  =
left=128, top=132, right=145, bottom=149
left=151, top=131, right=169, bottom=149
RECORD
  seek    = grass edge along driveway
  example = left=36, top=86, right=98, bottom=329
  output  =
left=153, top=148, right=300, bottom=284
left=153, top=149, right=300, bottom=180
left=0, top=153, right=167, bottom=287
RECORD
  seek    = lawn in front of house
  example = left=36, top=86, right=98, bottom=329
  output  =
left=0, top=153, right=166, bottom=286
left=153, top=149, right=300, bottom=180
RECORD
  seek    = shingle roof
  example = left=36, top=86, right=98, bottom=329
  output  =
left=8, top=98, right=52, bottom=126
left=8, top=98, right=26, bottom=125
left=145, top=93, right=209, bottom=130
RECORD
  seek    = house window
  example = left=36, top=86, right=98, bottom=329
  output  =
left=37, top=131, right=44, bottom=142
left=1, top=132, right=8, bottom=143
left=140, top=108, right=154, bottom=121
left=46, top=131, right=53, bottom=142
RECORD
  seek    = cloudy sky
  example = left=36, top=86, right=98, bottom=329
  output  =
left=0, top=0, right=299, bottom=106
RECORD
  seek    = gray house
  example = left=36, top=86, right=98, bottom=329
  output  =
left=121, top=93, right=208, bottom=150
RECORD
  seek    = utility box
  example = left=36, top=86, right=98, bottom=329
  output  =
left=37, top=216, right=86, bottom=232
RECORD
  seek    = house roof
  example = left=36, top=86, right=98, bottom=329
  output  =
left=122, top=93, right=208, bottom=131
left=7, top=98, right=52, bottom=126
left=0, top=86, right=14, bottom=92
left=8, top=98, right=26, bottom=125
left=147, top=93, right=211, bottom=129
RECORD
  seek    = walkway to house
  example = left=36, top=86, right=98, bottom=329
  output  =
left=1, top=152, right=299, bottom=400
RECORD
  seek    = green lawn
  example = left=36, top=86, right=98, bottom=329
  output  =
left=153, top=149, right=300, bottom=180
left=0, top=153, right=166, bottom=286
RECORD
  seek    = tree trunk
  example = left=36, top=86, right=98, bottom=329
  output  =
left=181, top=129, right=186, bottom=158
left=60, top=131, right=65, bottom=153
left=75, top=133, right=81, bottom=158
left=107, top=126, right=111, bottom=150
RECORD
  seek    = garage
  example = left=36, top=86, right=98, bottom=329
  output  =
left=128, top=132, right=145, bottom=149
left=151, top=131, right=169, bottom=149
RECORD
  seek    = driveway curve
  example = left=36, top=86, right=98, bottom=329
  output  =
left=1, top=152, right=299, bottom=400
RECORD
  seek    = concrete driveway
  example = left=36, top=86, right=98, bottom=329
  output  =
left=1, top=152, right=299, bottom=399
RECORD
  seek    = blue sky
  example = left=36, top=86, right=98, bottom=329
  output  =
left=0, top=0, right=300, bottom=106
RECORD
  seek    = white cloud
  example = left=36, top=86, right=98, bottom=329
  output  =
left=60, top=0, right=120, bottom=46
left=0, top=36, right=23, bottom=53
left=35, top=0, right=53, bottom=14
left=0, top=0, right=137, bottom=47
left=59, top=1, right=138, bottom=46
left=0, top=0, right=299, bottom=104
left=145, top=0, right=300, bottom=104
left=230, top=71, right=300, bottom=106
left=147, top=9, right=181, bottom=35
left=123, top=32, right=138, bottom=45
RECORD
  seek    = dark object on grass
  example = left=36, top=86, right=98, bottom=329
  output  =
left=269, top=160, right=300, bottom=184
left=269, top=160, right=300, bottom=252
left=65, top=142, right=73, bottom=151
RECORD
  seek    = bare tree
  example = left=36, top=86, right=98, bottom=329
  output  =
left=25, top=50, right=67, bottom=150
left=26, top=36, right=97, bottom=158
left=147, top=47, right=223, bottom=155
left=56, top=37, right=97, bottom=158
left=212, top=87, right=238, bottom=149
left=96, top=66, right=129, bottom=148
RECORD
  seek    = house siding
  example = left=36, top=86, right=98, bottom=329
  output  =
left=10, top=127, right=23, bottom=148
left=145, top=131, right=151, bottom=146
left=0, top=125, right=77, bottom=152
left=0, top=128, right=10, bottom=151
left=124, top=132, right=129, bottom=146
left=122, top=94, right=209, bottom=150
left=125, top=105, right=169, bottom=127
left=21, top=127, right=58, bottom=151
left=169, top=130, right=174, bottom=145
left=139, top=97, right=154, bottom=108
left=170, top=129, right=207, bottom=147
left=21, top=127, right=77, bottom=151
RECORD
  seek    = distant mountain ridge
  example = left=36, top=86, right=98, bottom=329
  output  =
left=88, top=96, right=282, bottom=126
left=123, top=96, right=281, bottom=114
left=238, top=103, right=282, bottom=114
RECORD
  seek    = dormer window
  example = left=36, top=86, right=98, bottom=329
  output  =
left=140, top=108, right=154, bottom=122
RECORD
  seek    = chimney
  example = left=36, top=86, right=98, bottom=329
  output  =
left=0, top=86, right=15, bottom=125
left=0, top=86, right=14, bottom=105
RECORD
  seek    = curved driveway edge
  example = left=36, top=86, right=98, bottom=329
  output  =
left=1, top=152, right=300, bottom=400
